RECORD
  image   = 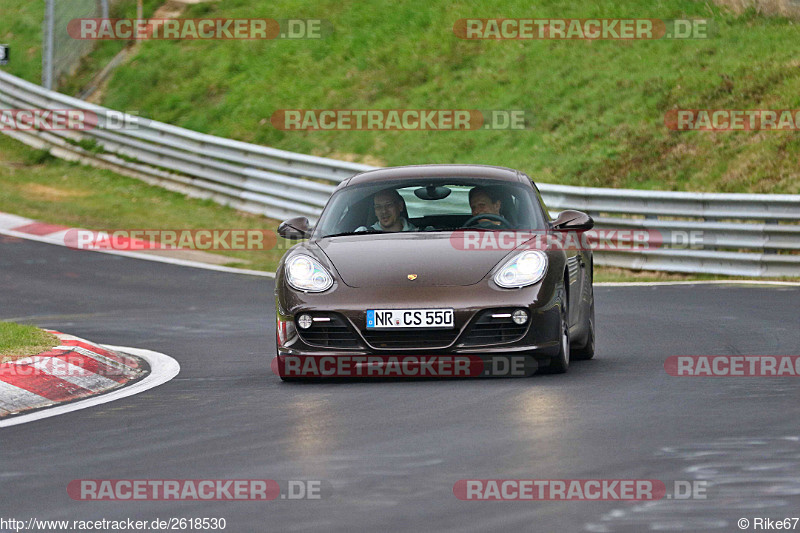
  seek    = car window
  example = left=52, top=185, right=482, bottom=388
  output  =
left=313, top=178, right=547, bottom=238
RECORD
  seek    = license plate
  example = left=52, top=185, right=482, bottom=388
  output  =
left=367, top=309, right=454, bottom=329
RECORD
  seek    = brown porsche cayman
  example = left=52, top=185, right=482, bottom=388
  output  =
left=274, top=164, right=595, bottom=379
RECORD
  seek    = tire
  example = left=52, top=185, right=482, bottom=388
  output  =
left=547, top=292, right=570, bottom=374
left=572, top=298, right=595, bottom=360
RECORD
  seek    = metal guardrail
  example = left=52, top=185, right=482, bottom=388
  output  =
left=1, top=70, right=799, bottom=277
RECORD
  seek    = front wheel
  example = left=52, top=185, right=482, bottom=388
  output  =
left=572, top=299, right=595, bottom=360
left=547, top=295, right=570, bottom=374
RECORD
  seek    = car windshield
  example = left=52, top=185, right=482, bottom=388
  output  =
left=312, top=178, right=547, bottom=238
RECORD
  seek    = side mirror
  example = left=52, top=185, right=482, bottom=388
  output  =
left=551, top=210, right=594, bottom=231
left=278, top=217, right=311, bottom=239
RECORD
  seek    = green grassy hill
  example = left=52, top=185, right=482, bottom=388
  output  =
left=3, top=1, right=800, bottom=193
left=78, top=0, right=800, bottom=194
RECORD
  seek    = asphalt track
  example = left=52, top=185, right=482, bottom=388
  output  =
left=1, top=236, right=799, bottom=532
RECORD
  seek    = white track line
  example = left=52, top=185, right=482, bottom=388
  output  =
left=0, top=345, right=180, bottom=428
left=596, top=280, right=800, bottom=287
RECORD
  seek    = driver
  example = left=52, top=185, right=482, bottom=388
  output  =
left=356, top=189, right=417, bottom=232
left=468, top=186, right=503, bottom=225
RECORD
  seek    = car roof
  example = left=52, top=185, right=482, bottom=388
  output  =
left=340, top=164, right=531, bottom=189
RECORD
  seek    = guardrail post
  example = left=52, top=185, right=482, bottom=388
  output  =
left=765, top=218, right=777, bottom=255
left=42, top=0, right=55, bottom=90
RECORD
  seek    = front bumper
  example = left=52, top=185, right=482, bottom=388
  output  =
left=276, top=282, right=563, bottom=360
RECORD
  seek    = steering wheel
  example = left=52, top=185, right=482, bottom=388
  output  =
left=461, top=213, right=513, bottom=229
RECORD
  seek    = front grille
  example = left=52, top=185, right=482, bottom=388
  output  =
left=362, top=329, right=459, bottom=349
left=297, top=314, right=361, bottom=348
left=460, top=309, right=528, bottom=346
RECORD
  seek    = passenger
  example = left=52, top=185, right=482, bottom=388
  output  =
left=357, top=189, right=417, bottom=232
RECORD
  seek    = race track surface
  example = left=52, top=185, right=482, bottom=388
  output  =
left=1, top=236, right=798, bottom=532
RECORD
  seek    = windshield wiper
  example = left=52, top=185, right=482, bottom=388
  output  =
left=321, top=230, right=385, bottom=238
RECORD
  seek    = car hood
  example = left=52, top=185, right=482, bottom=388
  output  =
left=313, top=233, right=513, bottom=288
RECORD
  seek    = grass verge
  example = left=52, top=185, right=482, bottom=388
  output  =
left=0, top=322, right=58, bottom=363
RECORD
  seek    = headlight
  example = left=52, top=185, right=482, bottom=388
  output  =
left=494, top=251, right=548, bottom=289
left=286, top=254, right=334, bottom=292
